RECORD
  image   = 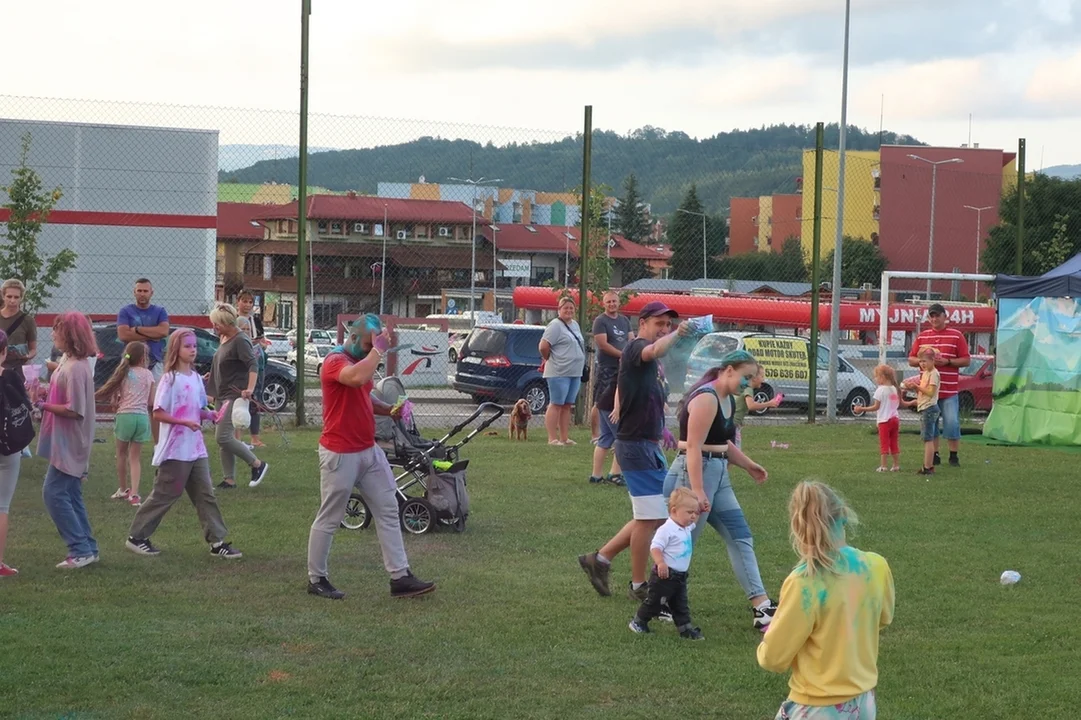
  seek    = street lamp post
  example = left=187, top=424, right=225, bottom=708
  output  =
left=448, top=176, right=503, bottom=325
left=964, top=204, right=993, bottom=300
left=908, top=155, right=964, bottom=299
left=676, top=208, right=708, bottom=279
left=379, top=204, right=387, bottom=315
left=490, top=224, right=500, bottom=316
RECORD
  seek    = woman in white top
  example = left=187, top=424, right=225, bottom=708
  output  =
left=538, top=297, right=586, bottom=446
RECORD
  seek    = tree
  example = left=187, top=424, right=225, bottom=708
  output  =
left=983, top=174, right=1081, bottom=275
left=615, top=173, right=650, bottom=243
left=0, top=133, right=77, bottom=312
left=821, top=236, right=889, bottom=288
left=668, top=185, right=708, bottom=280
left=778, top=236, right=810, bottom=283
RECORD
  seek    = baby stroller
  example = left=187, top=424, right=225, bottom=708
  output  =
left=341, top=376, right=504, bottom=535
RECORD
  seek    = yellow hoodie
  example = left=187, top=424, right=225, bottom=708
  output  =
left=756, top=546, right=895, bottom=706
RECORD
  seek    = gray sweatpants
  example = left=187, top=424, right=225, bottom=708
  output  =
left=0, top=451, right=21, bottom=514
left=216, top=399, right=260, bottom=481
left=128, top=457, right=228, bottom=544
left=307, top=445, right=409, bottom=582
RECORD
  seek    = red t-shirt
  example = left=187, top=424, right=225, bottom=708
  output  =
left=909, top=328, right=970, bottom=399
left=319, top=352, right=375, bottom=453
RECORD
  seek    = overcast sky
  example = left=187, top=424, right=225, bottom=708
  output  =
left=4, top=0, right=1080, bottom=166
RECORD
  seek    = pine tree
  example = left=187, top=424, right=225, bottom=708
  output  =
left=0, top=133, right=77, bottom=312
left=615, top=173, right=650, bottom=243
left=668, top=185, right=706, bottom=280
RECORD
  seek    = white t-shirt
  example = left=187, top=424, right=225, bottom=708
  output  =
left=650, top=517, right=696, bottom=573
left=874, top=385, right=900, bottom=424
left=152, top=370, right=208, bottom=466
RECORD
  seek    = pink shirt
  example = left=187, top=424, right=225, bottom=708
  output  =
left=116, top=367, right=154, bottom=415
left=37, top=356, right=96, bottom=477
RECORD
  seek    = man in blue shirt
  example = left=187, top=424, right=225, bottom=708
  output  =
left=117, top=278, right=170, bottom=379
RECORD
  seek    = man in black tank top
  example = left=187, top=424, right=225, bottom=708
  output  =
left=578, top=302, right=691, bottom=601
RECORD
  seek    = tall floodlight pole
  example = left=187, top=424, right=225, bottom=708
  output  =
left=909, top=155, right=964, bottom=298
left=964, top=204, right=992, bottom=300
left=295, top=0, right=311, bottom=426
left=448, top=176, right=503, bottom=325
left=379, top=204, right=387, bottom=314
left=826, top=0, right=851, bottom=422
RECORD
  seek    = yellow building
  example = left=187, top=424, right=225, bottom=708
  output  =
left=800, top=149, right=880, bottom=262
left=757, top=195, right=772, bottom=251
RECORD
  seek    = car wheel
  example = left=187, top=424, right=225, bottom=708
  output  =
left=524, top=381, right=549, bottom=414
left=752, top=385, right=774, bottom=415
left=448, top=348, right=458, bottom=364
left=958, top=391, right=975, bottom=414
left=844, top=388, right=871, bottom=416
left=316, top=362, right=323, bottom=376
left=262, top=379, right=291, bottom=413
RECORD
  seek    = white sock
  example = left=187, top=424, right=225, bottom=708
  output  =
left=755, top=599, right=772, bottom=611
left=596, top=553, right=611, bottom=565
left=632, top=581, right=645, bottom=590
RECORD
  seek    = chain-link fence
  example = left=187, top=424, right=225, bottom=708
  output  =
left=2, top=94, right=1076, bottom=425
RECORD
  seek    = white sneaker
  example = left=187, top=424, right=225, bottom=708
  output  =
left=56, top=555, right=96, bottom=570
left=110, top=488, right=131, bottom=500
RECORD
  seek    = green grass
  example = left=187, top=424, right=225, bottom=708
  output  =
left=2, top=424, right=1079, bottom=719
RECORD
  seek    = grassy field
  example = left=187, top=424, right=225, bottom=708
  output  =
left=2, top=422, right=1079, bottom=719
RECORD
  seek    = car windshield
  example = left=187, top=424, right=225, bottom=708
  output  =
left=961, top=359, right=990, bottom=376
left=463, top=328, right=507, bottom=356
left=691, top=334, right=738, bottom=359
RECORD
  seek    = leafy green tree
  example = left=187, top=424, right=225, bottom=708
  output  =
left=779, top=236, right=809, bottom=282
left=0, top=133, right=77, bottom=312
left=822, top=236, right=889, bottom=288
left=983, top=174, right=1081, bottom=275
left=615, top=173, right=650, bottom=243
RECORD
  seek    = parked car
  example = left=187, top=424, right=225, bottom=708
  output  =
left=453, top=324, right=548, bottom=412
left=448, top=332, right=468, bottom=364
left=263, top=331, right=292, bottom=360
left=683, top=331, right=876, bottom=416
left=293, top=343, right=336, bottom=376
left=903, top=354, right=994, bottom=413
left=286, top=328, right=334, bottom=348
left=91, top=324, right=297, bottom=413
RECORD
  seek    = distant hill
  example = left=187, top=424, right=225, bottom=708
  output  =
left=1043, top=164, right=1081, bottom=180
left=219, top=144, right=339, bottom=173
left=219, top=124, right=924, bottom=215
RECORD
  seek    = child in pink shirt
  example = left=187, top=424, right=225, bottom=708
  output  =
left=97, top=342, right=155, bottom=506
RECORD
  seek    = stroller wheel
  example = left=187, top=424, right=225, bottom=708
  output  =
left=341, top=493, right=372, bottom=530
left=400, top=498, right=434, bottom=535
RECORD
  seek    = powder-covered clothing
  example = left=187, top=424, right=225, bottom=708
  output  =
left=650, top=517, right=696, bottom=572
left=915, top=369, right=940, bottom=413
left=117, top=303, right=169, bottom=365
left=541, top=318, right=585, bottom=379
left=36, top=356, right=95, bottom=478
left=115, top=367, right=155, bottom=415
left=152, top=370, right=209, bottom=466
left=320, top=352, right=376, bottom=454
left=872, top=385, right=900, bottom=424
left=757, top=546, right=895, bottom=707
left=909, top=328, right=969, bottom=399
left=208, top=332, right=257, bottom=402
left=616, top=338, right=667, bottom=442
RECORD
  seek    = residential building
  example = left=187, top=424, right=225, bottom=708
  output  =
left=728, top=194, right=801, bottom=254
left=216, top=202, right=269, bottom=303
left=249, top=194, right=492, bottom=327
left=878, top=145, right=1016, bottom=297
left=800, top=149, right=881, bottom=260
left=728, top=197, right=759, bottom=255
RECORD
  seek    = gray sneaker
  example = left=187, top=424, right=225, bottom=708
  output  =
left=628, top=582, right=648, bottom=602
left=578, top=553, right=611, bottom=596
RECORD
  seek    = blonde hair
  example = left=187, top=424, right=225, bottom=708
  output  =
left=668, top=486, right=699, bottom=513
left=873, top=363, right=901, bottom=397
left=163, top=328, right=196, bottom=377
left=96, top=341, right=148, bottom=402
left=788, top=481, right=858, bottom=576
left=2, top=278, right=25, bottom=297
left=209, top=302, right=239, bottom=328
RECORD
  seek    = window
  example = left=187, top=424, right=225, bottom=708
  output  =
left=816, top=344, right=832, bottom=372
left=330, top=221, right=343, bottom=235
left=244, top=253, right=264, bottom=276
left=277, top=220, right=287, bottom=234
left=317, top=221, right=328, bottom=234
left=690, top=334, right=737, bottom=360
left=531, top=267, right=554, bottom=285
left=462, top=328, right=507, bottom=356
left=288, top=220, right=298, bottom=234
left=512, top=202, right=523, bottom=224
left=278, top=301, right=294, bottom=329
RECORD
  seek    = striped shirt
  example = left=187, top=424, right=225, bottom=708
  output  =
left=910, top=328, right=970, bottom=399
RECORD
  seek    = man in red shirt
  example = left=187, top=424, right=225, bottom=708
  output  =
left=306, top=316, right=435, bottom=600
left=908, top=303, right=971, bottom=467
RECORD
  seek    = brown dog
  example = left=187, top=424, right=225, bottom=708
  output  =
left=509, top=399, right=532, bottom=440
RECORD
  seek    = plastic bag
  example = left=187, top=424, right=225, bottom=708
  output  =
left=232, top=398, right=252, bottom=429
left=686, top=315, right=714, bottom=335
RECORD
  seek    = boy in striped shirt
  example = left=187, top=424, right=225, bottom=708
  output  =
left=907, top=303, right=971, bottom=467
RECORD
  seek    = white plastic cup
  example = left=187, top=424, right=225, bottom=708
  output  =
left=1000, top=570, right=1021, bottom=586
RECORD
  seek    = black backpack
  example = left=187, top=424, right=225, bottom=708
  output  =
left=0, top=372, right=35, bottom=456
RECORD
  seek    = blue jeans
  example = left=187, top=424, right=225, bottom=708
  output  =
left=43, top=465, right=98, bottom=558
left=663, top=454, right=766, bottom=600
left=546, top=376, right=581, bottom=406
left=937, top=394, right=960, bottom=441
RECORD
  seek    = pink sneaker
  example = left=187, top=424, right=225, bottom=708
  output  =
left=0, top=563, right=18, bottom=577
left=129, top=494, right=142, bottom=507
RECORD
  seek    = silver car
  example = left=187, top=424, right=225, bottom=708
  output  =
left=682, top=331, right=876, bottom=415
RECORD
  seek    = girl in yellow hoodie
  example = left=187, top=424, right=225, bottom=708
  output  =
left=757, top=482, right=895, bottom=719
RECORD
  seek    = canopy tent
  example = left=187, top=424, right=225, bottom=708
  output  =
left=984, top=253, right=1081, bottom=445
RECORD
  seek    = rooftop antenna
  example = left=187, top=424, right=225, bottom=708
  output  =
left=968, top=113, right=972, bottom=148
left=878, top=94, right=884, bottom=148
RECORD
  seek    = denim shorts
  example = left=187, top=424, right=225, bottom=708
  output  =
left=937, top=394, right=961, bottom=441
left=597, top=408, right=617, bottom=449
left=546, top=376, right=581, bottom=406
left=614, top=439, right=668, bottom=520
left=920, top=405, right=941, bottom=442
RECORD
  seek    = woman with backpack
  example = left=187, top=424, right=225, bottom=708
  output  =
left=0, top=328, right=37, bottom=577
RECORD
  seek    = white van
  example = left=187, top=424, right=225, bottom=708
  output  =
left=426, top=312, right=502, bottom=363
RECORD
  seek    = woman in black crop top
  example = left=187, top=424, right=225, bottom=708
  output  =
left=663, top=350, right=779, bottom=632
